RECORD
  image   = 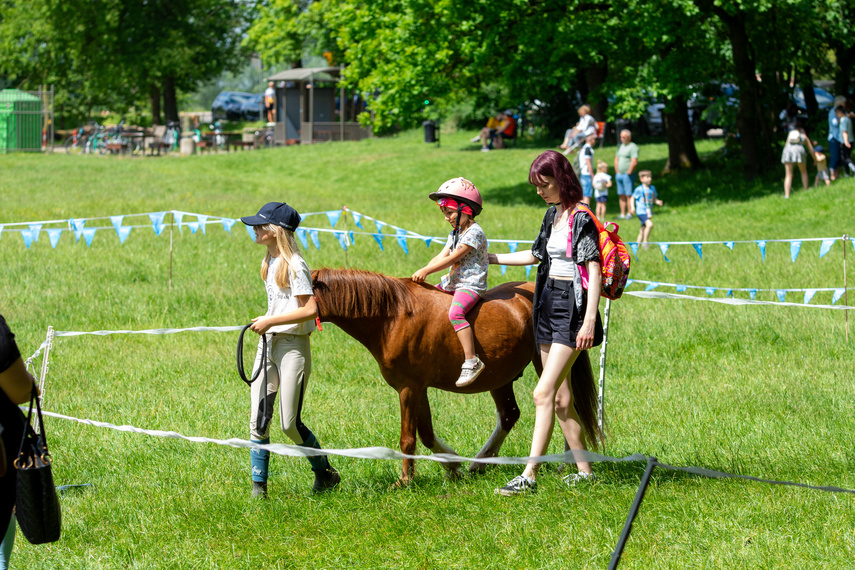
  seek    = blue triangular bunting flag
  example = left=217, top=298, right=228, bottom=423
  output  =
left=725, top=241, right=735, bottom=250
left=221, top=218, right=237, bottom=234
left=117, top=226, right=132, bottom=244
left=374, top=220, right=385, bottom=234
left=790, top=241, right=801, bottom=263
left=72, top=219, right=86, bottom=241
left=749, top=289, right=758, bottom=300
left=644, top=282, right=659, bottom=291
left=803, top=289, right=817, bottom=304
left=525, top=265, right=532, bottom=279
left=396, top=229, right=409, bottom=254
left=174, top=212, right=184, bottom=233
left=110, top=215, right=123, bottom=235
left=629, top=242, right=639, bottom=259
left=334, top=231, right=347, bottom=250
left=508, top=241, right=518, bottom=253
left=501, top=265, right=507, bottom=275
left=675, top=284, right=688, bottom=292
left=82, top=228, right=96, bottom=246
left=372, top=234, right=384, bottom=250
left=28, top=223, right=42, bottom=243
left=692, top=243, right=702, bottom=259
left=149, top=212, right=166, bottom=236
left=705, top=287, right=716, bottom=296
left=295, top=228, right=308, bottom=249
left=310, top=230, right=320, bottom=250
left=756, top=240, right=766, bottom=262
left=47, top=228, right=62, bottom=249
left=776, top=290, right=786, bottom=303
left=726, top=289, right=733, bottom=297
left=831, top=289, right=844, bottom=305
left=819, top=239, right=835, bottom=258
left=351, top=212, right=363, bottom=228
left=658, top=243, right=670, bottom=262
left=326, top=210, right=342, bottom=227
left=188, top=222, right=200, bottom=234
left=21, top=229, right=33, bottom=249
left=626, top=279, right=634, bottom=287
left=197, top=215, right=208, bottom=234
left=245, top=223, right=255, bottom=240
left=348, top=230, right=355, bottom=245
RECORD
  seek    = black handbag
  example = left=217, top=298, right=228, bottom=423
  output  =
left=14, top=386, right=61, bottom=544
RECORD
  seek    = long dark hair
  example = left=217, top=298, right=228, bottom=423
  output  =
left=528, top=150, right=583, bottom=208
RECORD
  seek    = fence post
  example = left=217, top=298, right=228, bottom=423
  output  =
left=597, top=298, right=611, bottom=439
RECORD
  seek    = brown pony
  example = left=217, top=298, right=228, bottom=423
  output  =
left=311, top=268, right=599, bottom=483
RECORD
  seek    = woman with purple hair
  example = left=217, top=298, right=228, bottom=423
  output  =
left=488, top=150, right=604, bottom=495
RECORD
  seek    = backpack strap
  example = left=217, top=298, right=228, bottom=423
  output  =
left=566, top=203, right=600, bottom=290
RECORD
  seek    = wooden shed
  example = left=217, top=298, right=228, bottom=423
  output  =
left=267, top=67, right=371, bottom=145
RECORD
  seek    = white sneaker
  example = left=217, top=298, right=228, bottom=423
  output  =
left=495, top=475, right=537, bottom=496
left=563, top=472, right=596, bottom=486
left=455, top=357, right=485, bottom=387
left=470, top=135, right=480, bottom=143
left=481, top=147, right=490, bottom=152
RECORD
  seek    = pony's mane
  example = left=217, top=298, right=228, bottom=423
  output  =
left=313, top=268, right=416, bottom=319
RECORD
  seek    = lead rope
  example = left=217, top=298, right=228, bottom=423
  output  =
left=236, top=323, right=269, bottom=429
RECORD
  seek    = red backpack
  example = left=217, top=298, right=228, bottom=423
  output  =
left=567, top=204, right=631, bottom=300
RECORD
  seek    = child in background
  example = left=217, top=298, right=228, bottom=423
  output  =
left=412, top=178, right=488, bottom=387
left=813, top=144, right=831, bottom=187
left=578, top=133, right=596, bottom=206
left=630, top=170, right=663, bottom=247
left=592, top=160, right=612, bottom=221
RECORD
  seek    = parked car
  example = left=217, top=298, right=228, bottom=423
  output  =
left=793, top=86, right=835, bottom=110
left=212, top=91, right=255, bottom=121
left=239, top=94, right=264, bottom=121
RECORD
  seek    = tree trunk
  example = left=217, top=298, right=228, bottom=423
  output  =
left=149, top=84, right=163, bottom=126
left=720, top=9, right=774, bottom=178
left=163, top=76, right=179, bottom=123
left=662, top=96, right=701, bottom=172
left=799, top=67, right=818, bottom=118
left=585, top=61, right=609, bottom=127
left=834, top=43, right=855, bottom=99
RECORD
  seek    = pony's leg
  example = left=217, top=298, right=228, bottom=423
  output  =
left=397, top=386, right=421, bottom=484
left=469, top=382, right=521, bottom=474
left=416, top=391, right=464, bottom=479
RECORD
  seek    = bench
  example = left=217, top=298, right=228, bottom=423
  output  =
left=231, top=140, right=255, bottom=151
left=105, top=142, right=129, bottom=154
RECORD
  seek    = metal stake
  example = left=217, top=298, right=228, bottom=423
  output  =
left=608, top=456, right=658, bottom=570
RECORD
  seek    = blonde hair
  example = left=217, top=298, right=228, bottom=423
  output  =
left=596, top=160, right=609, bottom=171
left=259, top=224, right=302, bottom=289
left=579, top=104, right=591, bottom=115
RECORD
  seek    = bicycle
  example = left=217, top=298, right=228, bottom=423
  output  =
left=254, top=124, right=274, bottom=149
left=163, top=121, right=182, bottom=153
left=62, top=124, right=89, bottom=154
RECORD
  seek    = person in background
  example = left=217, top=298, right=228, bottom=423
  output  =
left=592, top=160, right=612, bottom=221
left=578, top=133, right=596, bottom=205
left=264, top=81, right=276, bottom=124
left=827, top=95, right=846, bottom=181
left=779, top=102, right=801, bottom=133
left=630, top=170, right=664, bottom=245
left=780, top=128, right=814, bottom=198
left=835, top=105, right=854, bottom=175
left=471, top=113, right=504, bottom=143
left=559, top=105, right=597, bottom=154
left=614, top=129, right=639, bottom=220
left=812, top=144, right=830, bottom=187
left=491, top=110, right=517, bottom=149
left=0, top=315, right=38, bottom=570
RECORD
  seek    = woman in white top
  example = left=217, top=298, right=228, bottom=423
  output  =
left=240, top=202, right=340, bottom=498
left=559, top=105, right=597, bottom=152
left=781, top=129, right=814, bottom=199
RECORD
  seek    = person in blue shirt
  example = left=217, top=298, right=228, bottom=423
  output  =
left=828, top=95, right=846, bottom=181
left=629, top=170, right=663, bottom=246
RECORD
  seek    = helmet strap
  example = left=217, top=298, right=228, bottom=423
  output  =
left=451, top=203, right=463, bottom=250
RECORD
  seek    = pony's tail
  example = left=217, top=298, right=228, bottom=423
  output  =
left=570, top=351, right=604, bottom=450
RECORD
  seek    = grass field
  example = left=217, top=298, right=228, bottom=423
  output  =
left=2, top=129, right=855, bottom=569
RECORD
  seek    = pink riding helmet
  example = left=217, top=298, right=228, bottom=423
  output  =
left=428, top=177, right=483, bottom=216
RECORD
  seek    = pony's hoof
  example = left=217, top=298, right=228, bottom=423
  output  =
left=468, top=462, right=488, bottom=475
left=389, top=478, right=411, bottom=490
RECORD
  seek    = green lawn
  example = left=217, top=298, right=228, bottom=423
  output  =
left=2, top=130, right=854, bottom=569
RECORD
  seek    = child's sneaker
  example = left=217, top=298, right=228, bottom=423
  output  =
left=455, top=357, right=485, bottom=387
left=563, top=472, right=596, bottom=486
left=495, top=475, right=537, bottom=496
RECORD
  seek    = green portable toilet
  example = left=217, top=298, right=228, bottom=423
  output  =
left=0, top=89, right=43, bottom=153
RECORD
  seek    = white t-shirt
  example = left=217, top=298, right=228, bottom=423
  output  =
left=580, top=144, right=594, bottom=176
left=546, top=222, right=575, bottom=278
left=578, top=114, right=597, bottom=136
left=263, top=254, right=316, bottom=335
left=593, top=172, right=612, bottom=198
left=264, top=87, right=275, bottom=105
left=440, top=223, right=488, bottom=295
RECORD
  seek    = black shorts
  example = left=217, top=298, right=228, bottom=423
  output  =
left=535, top=278, right=603, bottom=348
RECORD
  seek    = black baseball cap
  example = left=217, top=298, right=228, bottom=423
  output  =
left=241, top=202, right=301, bottom=230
